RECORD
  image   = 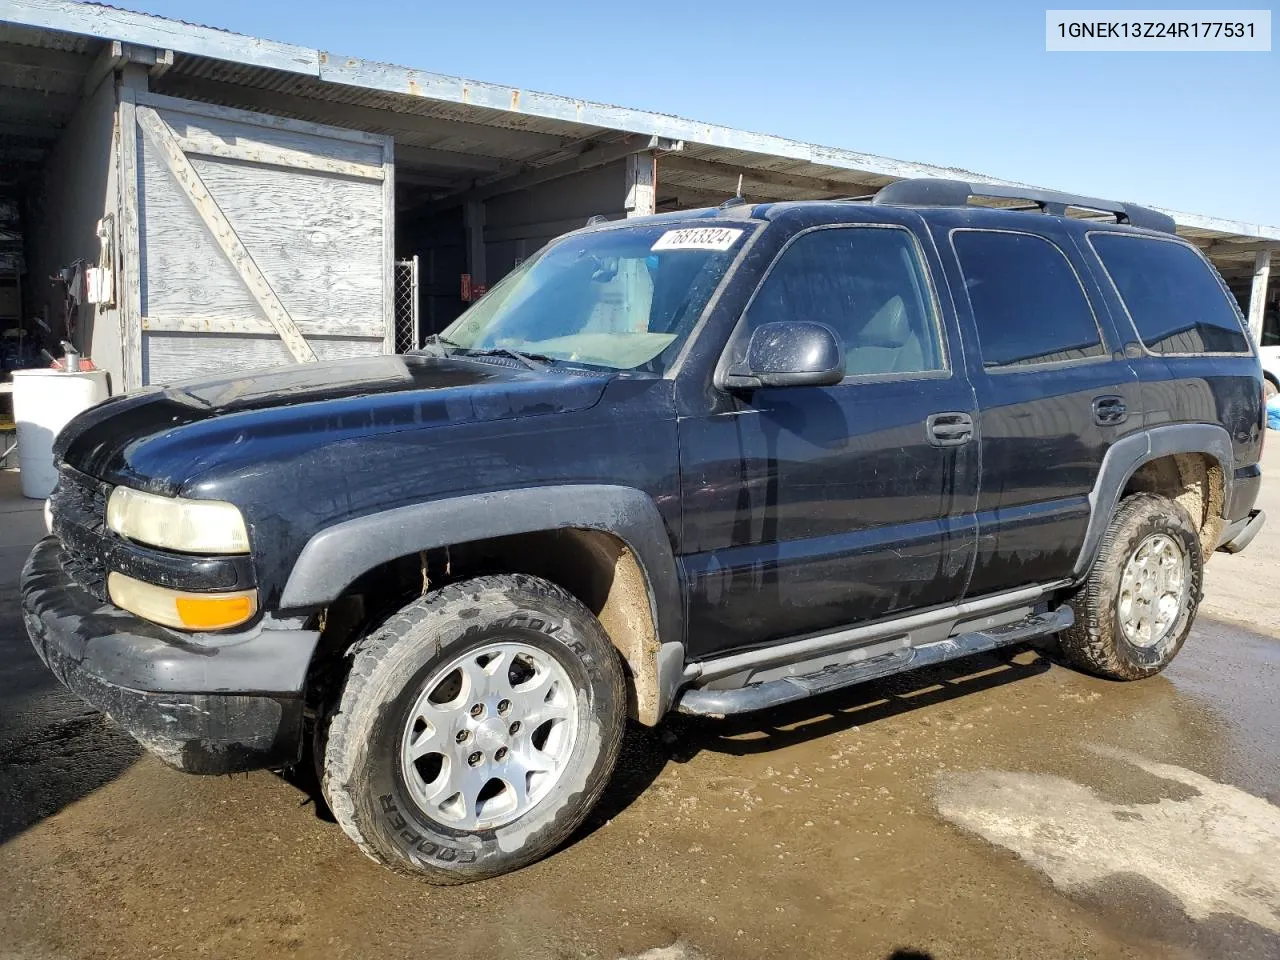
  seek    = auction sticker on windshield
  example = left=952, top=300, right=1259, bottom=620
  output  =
left=651, top=227, right=744, bottom=252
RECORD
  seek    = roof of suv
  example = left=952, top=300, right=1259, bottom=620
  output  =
left=620, top=177, right=1183, bottom=244
left=754, top=199, right=1184, bottom=242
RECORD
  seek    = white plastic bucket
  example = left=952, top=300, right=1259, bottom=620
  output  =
left=12, top=369, right=110, bottom=499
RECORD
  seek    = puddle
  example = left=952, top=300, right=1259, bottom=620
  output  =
left=936, top=748, right=1280, bottom=936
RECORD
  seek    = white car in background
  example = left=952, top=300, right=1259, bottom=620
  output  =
left=1262, top=345, right=1280, bottom=400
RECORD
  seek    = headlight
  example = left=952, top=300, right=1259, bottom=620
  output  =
left=106, top=486, right=249, bottom=554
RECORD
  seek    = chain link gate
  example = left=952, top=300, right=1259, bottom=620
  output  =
left=393, top=256, right=420, bottom=353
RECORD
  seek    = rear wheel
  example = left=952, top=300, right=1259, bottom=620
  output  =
left=321, top=574, right=626, bottom=883
left=1060, top=493, right=1203, bottom=680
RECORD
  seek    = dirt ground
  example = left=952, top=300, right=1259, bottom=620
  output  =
left=1, top=444, right=1278, bottom=960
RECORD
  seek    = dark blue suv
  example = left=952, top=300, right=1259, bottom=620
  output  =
left=23, top=178, right=1266, bottom=882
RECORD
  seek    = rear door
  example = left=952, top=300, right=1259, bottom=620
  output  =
left=679, top=218, right=979, bottom=659
left=1083, top=231, right=1264, bottom=520
left=935, top=223, right=1142, bottom=596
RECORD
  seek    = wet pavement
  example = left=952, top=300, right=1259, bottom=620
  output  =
left=1, top=459, right=1279, bottom=960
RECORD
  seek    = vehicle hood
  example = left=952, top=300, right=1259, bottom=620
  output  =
left=55, top=354, right=611, bottom=495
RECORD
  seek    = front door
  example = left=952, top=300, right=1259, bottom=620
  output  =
left=679, top=222, right=979, bottom=660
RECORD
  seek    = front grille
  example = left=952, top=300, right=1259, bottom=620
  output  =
left=48, top=465, right=112, bottom=601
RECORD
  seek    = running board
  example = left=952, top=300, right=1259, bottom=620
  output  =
left=676, top=605, right=1074, bottom=718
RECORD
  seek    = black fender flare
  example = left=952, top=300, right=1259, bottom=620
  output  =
left=1073, top=423, right=1235, bottom=579
left=278, top=484, right=685, bottom=719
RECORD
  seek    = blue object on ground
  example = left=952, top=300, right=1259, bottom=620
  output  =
left=1267, top=394, right=1280, bottom=430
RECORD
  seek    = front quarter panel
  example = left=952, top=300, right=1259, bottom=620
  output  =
left=185, top=377, right=681, bottom=614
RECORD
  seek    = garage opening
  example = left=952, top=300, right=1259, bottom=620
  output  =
left=0, top=26, right=116, bottom=390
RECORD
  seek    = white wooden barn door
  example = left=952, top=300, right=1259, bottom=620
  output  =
left=117, top=90, right=394, bottom=388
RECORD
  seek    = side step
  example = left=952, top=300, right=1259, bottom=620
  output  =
left=676, top=605, right=1073, bottom=718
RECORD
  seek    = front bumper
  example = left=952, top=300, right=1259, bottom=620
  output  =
left=21, top=537, right=320, bottom=774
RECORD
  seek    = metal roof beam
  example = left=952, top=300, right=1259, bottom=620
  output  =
left=1204, top=239, right=1280, bottom=258
left=154, top=74, right=568, bottom=154
left=656, top=189, right=735, bottom=210
left=318, top=55, right=1020, bottom=184
left=657, top=179, right=798, bottom=207
left=661, top=155, right=870, bottom=196
left=4, top=0, right=318, bottom=75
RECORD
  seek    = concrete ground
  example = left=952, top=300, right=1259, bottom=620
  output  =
left=1, top=445, right=1279, bottom=960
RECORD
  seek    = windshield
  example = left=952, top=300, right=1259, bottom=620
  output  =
left=437, top=222, right=755, bottom=375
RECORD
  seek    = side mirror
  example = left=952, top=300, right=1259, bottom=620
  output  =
left=724, top=321, right=845, bottom=390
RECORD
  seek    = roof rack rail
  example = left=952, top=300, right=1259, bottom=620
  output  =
left=872, top=178, right=1177, bottom=234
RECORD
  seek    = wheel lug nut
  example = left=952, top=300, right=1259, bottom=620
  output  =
left=455, top=730, right=469, bottom=743
left=509, top=721, right=521, bottom=735
left=498, top=699, right=512, bottom=715
left=469, top=703, right=484, bottom=718
left=468, top=751, right=483, bottom=766
left=495, top=747, right=508, bottom=761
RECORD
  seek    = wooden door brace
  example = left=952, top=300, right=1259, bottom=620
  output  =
left=136, top=105, right=318, bottom=363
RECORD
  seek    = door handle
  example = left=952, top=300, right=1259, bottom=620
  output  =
left=926, top=412, right=974, bottom=447
left=1092, top=395, right=1128, bottom=426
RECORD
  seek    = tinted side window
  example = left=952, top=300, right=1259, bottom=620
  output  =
left=1089, top=234, right=1249, bottom=355
left=743, top=226, right=944, bottom=377
left=952, top=230, right=1104, bottom=368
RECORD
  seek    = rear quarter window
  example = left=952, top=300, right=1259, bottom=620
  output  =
left=1089, top=233, right=1250, bottom=355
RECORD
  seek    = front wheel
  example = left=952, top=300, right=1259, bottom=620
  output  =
left=1059, top=493, right=1203, bottom=680
left=321, top=574, right=626, bottom=883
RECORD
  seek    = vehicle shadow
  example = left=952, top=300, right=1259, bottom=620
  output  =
left=567, top=645, right=1052, bottom=849
left=0, top=558, right=144, bottom=845
left=661, top=645, right=1052, bottom=764
left=279, top=742, right=337, bottom=824
left=0, top=673, right=144, bottom=845
left=279, top=646, right=1052, bottom=850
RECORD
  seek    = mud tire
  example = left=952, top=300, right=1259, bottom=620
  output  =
left=321, top=574, right=626, bottom=883
left=1060, top=493, right=1203, bottom=680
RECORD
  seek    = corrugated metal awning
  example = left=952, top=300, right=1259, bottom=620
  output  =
left=0, top=0, right=1275, bottom=275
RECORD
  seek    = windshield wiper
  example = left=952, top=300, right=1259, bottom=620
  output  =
left=461, top=347, right=556, bottom=371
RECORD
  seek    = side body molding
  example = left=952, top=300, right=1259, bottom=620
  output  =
left=1074, top=423, right=1236, bottom=579
left=279, top=485, right=685, bottom=720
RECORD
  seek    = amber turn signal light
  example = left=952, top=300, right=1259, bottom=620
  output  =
left=107, top=572, right=257, bottom=631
